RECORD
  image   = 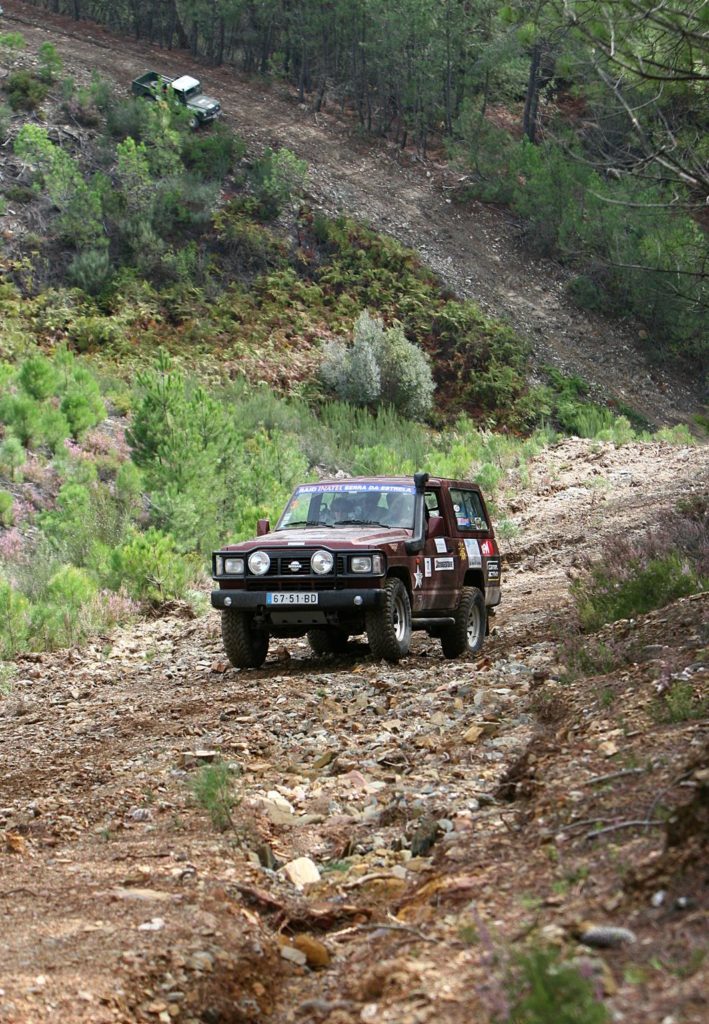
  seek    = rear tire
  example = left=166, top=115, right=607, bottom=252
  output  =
left=366, top=578, right=412, bottom=662
left=221, top=608, right=269, bottom=668
left=307, top=628, right=350, bottom=656
left=440, top=586, right=486, bottom=659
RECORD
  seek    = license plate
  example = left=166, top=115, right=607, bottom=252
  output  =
left=267, top=592, right=319, bottom=605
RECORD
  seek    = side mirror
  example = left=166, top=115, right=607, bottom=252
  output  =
left=426, top=515, right=445, bottom=539
left=256, top=518, right=270, bottom=536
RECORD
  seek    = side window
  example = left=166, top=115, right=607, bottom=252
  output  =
left=450, top=488, right=488, bottom=532
left=424, top=489, right=441, bottom=517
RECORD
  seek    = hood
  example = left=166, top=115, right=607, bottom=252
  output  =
left=224, top=525, right=411, bottom=551
left=190, top=95, right=220, bottom=111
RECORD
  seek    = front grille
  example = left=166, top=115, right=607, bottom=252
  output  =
left=263, top=556, right=313, bottom=577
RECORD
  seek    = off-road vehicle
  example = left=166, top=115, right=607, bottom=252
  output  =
left=131, top=71, right=222, bottom=127
left=212, top=472, right=501, bottom=667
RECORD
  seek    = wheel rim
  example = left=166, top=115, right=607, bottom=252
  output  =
left=392, top=591, right=408, bottom=643
left=466, top=604, right=482, bottom=648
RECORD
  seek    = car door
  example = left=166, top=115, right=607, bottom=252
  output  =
left=410, top=486, right=458, bottom=612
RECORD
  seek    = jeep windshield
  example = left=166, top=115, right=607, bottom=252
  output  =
left=277, top=483, right=416, bottom=530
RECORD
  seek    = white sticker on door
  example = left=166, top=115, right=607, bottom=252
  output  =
left=464, top=538, right=482, bottom=567
left=424, top=558, right=432, bottom=578
left=434, top=537, right=448, bottom=553
left=434, top=557, right=455, bottom=571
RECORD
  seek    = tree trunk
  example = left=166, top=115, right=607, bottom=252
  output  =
left=523, top=42, right=542, bottom=144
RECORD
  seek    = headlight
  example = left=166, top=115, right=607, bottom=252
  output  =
left=224, top=557, right=245, bottom=575
left=248, top=550, right=271, bottom=576
left=311, top=549, right=334, bottom=575
left=351, top=554, right=384, bottom=574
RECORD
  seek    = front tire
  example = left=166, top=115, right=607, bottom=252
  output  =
left=366, top=578, right=412, bottom=662
left=440, top=586, right=486, bottom=659
left=307, top=628, right=350, bottom=656
left=221, top=608, right=269, bottom=668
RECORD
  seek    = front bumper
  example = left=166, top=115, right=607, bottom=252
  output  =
left=211, top=589, right=385, bottom=611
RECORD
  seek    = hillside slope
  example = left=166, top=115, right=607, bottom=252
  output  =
left=1, top=438, right=707, bottom=1023
left=2, top=0, right=705, bottom=428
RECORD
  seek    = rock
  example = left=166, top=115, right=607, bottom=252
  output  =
left=187, top=951, right=214, bottom=972
left=127, top=807, right=152, bottom=822
left=312, top=749, right=338, bottom=769
left=280, top=945, right=307, bottom=966
left=138, top=917, right=166, bottom=931
left=282, top=856, right=321, bottom=888
left=462, top=725, right=484, bottom=743
left=112, top=888, right=171, bottom=902
left=265, top=790, right=295, bottom=813
left=410, top=817, right=440, bottom=856
left=292, top=933, right=331, bottom=967
left=579, top=925, right=637, bottom=948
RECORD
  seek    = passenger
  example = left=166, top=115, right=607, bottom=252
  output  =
left=384, top=491, right=415, bottom=527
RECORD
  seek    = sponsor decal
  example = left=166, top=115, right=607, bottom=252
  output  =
left=458, top=540, right=466, bottom=560
left=296, top=482, right=415, bottom=495
left=487, top=558, right=500, bottom=580
left=414, top=562, right=423, bottom=588
left=481, top=539, right=495, bottom=557
left=434, top=556, right=455, bottom=571
left=464, top=538, right=482, bottom=567
left=424, top=557, right=432, bottom=578
left=434, top=537, right=448, bottom=553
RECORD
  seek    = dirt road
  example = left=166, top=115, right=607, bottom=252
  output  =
left=1, top=438, right=707, bottom=1023
left=2, top=0, right=704, bottom=428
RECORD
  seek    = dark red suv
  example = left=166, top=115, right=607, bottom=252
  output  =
left=212, top=472, right=501, bottom=667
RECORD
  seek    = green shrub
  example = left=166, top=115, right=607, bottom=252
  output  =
left=249, top=147, right=308, bottom=220
left=320, top=310, right=435, bottom=419
left=110, top=528, right=194, bottom=604
left=89, top=71, right=112, bottom=113
left=0, top=577, right=31, bottom=658
left=182, top=125, right=244, bottom=180
left=18, top=355, right=59, bottom=400
left=32, top=565, right=97, bottom=649
left=0, top=490, right=14, bottom=527
left=573, top=553, right=701, bottom=631
left=507, top=947, right=608, bottom=1024
left=0, top=103, right=11, bottom=141
left=190, top=762, right=237, bottom=831
left=69, top=314, right=124, bottom=350
left=0, top=436, right=26, bottom=480
left=0, top=395, right=42, bottom=447
left=67, top=248, right=113, bottom=295
left=0, top=32, right=26, bottom=53
left=60, top=371, right=106, bottom=437
left=37, top=42, right=62, bottom=83
left=5, top=71, right=49, bottom=111
left=656, top=681, right=707, bottom=723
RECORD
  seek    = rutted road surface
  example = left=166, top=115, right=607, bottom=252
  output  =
left=2, top=0, right=704, bottom=427
left=1, top=439, right=707, bottom=1023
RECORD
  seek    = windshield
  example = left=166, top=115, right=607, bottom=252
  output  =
left=184, top=84, right=203, bottom=99
left=277, top=483, right=416, bottom=530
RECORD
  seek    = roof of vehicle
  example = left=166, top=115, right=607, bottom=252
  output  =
left=171, top=75, right=200, bottom=91
left=307, top=475, right=482, bottom=489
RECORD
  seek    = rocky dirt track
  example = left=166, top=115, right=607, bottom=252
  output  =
left=1, top=439, right=707, bottom=1024
left=1, top=0, right=705, bottom=427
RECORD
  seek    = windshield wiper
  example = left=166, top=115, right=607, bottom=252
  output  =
left=282, top=519, right=333, bottom=528
left=334, top=518, right=390, bottom=527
